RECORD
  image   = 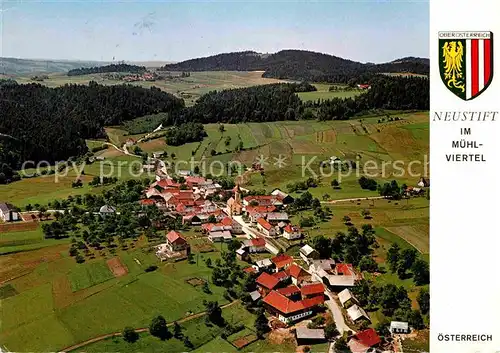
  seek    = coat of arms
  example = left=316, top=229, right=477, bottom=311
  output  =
left=439, top=31, right=493, bottom=100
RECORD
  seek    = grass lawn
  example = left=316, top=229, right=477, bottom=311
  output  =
left=0, top=225, right=71, bottom=255
left=68, top=260, right=115, bottom=292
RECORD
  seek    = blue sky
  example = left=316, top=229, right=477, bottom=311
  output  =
left=0, top=0, right=429, bottom=63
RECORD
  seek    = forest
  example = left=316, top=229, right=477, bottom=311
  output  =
left=169, top=76, right=428, bottom=125
left=67, top=63, right=147, bottom=76
left=165, top=122, right=207, bottom=146
left=171, top=83, right=314, bottom=124
left=0, top=81, right=184, bottom=183
left=161, top=50, right=429, bottom=83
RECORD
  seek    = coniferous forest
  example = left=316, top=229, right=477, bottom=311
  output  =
left=0, top=81, right=184, bottom=181
left=161, top=50, right=429, bottom=83
left=67, top=63, right=147, bottom=76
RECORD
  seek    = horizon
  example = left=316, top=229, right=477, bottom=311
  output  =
left=0, top=0, right=429, bottom=64
left=0, top=48, right=430, bottom=66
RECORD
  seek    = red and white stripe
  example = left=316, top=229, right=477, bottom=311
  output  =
left=465, top=38, right=492, bottom=99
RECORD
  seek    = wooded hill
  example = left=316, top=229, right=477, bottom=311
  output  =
left=169, top=76, right=428, bottom=125
left=160, top=50, right=429, bottom=83
left=0, top=80, right=184, bottom=183
left=67, top=63, right=147, bottom=76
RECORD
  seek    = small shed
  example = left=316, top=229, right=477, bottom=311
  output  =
left=390, top=321, right=410, bottom=334
left=249, top=290, right=262, bottom=302
left=295, top=327, right=326, bottom=345
left=99, top=205, right=116, bottom=217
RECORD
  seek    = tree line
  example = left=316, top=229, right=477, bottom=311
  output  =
left=67, top=63, right=147, bottom=76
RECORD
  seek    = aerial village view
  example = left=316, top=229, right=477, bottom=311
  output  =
left=0, top=1, right=429, bottom=352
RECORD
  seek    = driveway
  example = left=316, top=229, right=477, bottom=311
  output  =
left=324, top=289, right=353, bottom=335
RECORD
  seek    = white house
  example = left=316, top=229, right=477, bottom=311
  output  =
left=208, top=230, right=232, bottom=243
left=257, top=218, right=276, bottom=237
left=299, top=244, right=320, bottom=263
left=338, top=288, right=358, bottom=307
left=0, top=203, right=19, bottom=222
left=347, top=304, right=370, bottom=322
left=282, top=225, right=302, bottom=240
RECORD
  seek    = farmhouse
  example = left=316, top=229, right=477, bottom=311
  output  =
left=166, top=230, right=190, bottom=253
left=256, top=272, right=281, bottom=294
left=255, top=258, right=273, bottom=271
left=266, top=212, right=289, bottom=225
left=245, top=205, right=277, bottom=223
left=300, top=282, right=325, bottom=298
left=310, top=260, right=357, bottom=290
left=271, top=254, right=294, bottom=272
left=262, top=290, right=324, bottom=325
left=286, top=263, right=312, bottom=285
left=208, top=230, right=232, bottom=243
left=282, top=224, right=302, bottom=240
left=276, top=285, right=301, bottom=298
left=243, top=195, right=283, bottom=208
left=390, top=321, right=410, bottom=334
left=348, top=328, right=381, bottom=353
left=299, top=244, right=320, bottom=263
left=243, top=238, right=267, bottom=253
left=270, top=189, right=294, bottom=204
left=236, top=248, right=249, bottom=261
left=0, top=202, right=19, bottom=222
left=347, top=304, right=370, bottom=323
left=257, top=217, right=276, bottom=237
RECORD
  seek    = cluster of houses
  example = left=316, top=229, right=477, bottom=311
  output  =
left=404, top=177, right=430, bottom=196
left=242, top=253, right=327, bottom=325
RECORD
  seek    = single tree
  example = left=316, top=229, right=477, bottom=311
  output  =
left=122, top=326, right=139, bottom=343
left=417, top=288, right=430, bottom=315
left=173, top=321, right=183, bottom=339
left=254, top=308, right=269, bottom=338
left=149, top=315, right=170, bottom=340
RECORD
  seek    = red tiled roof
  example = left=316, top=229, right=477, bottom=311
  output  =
left=336, top=263, right=355, bottom=276
left=257, top=217, right=273, bottom=231
left=300, top=283, right=325, bottom=297
left=220, top=217, right=233, bottom=226
left=176, top=203, right=186, bottom=212
left=243, top=267, right=257, bottom=274
left=272, top=271, right=289, bottom=281
left=256, top=272, right=280, bottom=290
left=271, top=254, right=294, bottom=269
left=140, top=199, right=155, bottom=206
left=166, top=230, right=187, bottom=245
left=249, top=238, right=266, bottom=247
left=185, top=176, right=206, bottom=185
left=246, top=205, right=277, bottom=214
left=286, top=264, right=308, bottom=279
left=202, top=223, right=217, bottom=232
left=353, top=328, right=381, bottom=348
left=263, top=290, right=324, bottom=314
left=276, top=285, right=300, bottom=297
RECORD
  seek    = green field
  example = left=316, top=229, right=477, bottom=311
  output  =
left=297, top=83, right=362, bottom=102
left=68, top=261, right=115, bottom=292
left=0, top=226, right=71, bottom=255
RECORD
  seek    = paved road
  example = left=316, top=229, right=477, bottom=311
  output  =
left=324, top=289, right=353, bottom=335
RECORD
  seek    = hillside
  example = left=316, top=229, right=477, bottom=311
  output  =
left=0, top=57, right=110, bottom=75
left=160, top=50, right=429, bottom=83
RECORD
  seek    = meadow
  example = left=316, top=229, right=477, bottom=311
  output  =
left=0, top=239, right=234, bottom=352
left=297, top=83, right=362, bottom=102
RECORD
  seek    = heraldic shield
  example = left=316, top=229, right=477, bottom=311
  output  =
left=439, top=31, right=493, bottom=100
